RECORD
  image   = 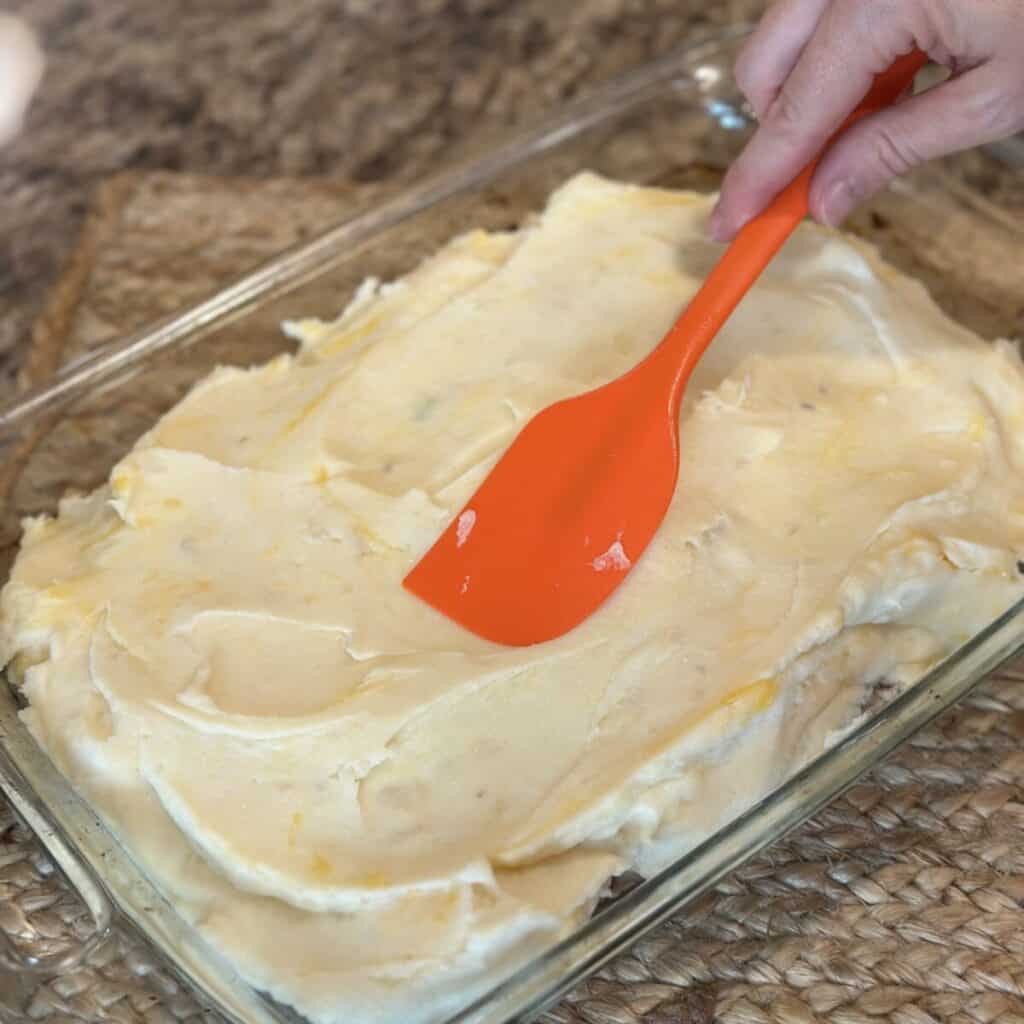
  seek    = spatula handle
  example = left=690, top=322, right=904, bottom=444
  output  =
left=658, top=48, right=927, bottom=393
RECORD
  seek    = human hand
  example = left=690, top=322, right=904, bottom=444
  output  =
left=709, top=0, right=1024, bottom=241
left=0, top=14, right=43, bottom=148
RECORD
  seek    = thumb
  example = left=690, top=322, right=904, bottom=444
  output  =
left=810, top=60, right=1024, bottom=226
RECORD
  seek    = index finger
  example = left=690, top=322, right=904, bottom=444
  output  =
left=734, top=0, right=833, bottom=118
left=711, top=0, right=922, bottom=240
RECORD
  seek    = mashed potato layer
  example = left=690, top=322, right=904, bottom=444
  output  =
left=4, top=173, right=1024, bottom=1023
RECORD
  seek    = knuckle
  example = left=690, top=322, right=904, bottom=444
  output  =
left=764, top=86, right=806, bottom=135
left=864, top=123, right=921, bottom=178
left=917, top=0, right=962, bottom=58
left=830, top=0, right=865, bottom=19
left=831, top=0, right=916, bottom=67
left=969, top=83, right=1024, bottom=138
left=733, top=43, right=775, bottom=116
left=830, top=0, right=877, bottom=36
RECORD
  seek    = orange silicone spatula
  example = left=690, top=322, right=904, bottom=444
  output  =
left=405, top=50, right=927, bottom=647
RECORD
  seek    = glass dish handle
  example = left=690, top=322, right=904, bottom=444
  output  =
left=0, top=742, right=114, bottom=973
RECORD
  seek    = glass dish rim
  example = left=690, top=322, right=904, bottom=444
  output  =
left=0, top=24, right=1022, bottom=1024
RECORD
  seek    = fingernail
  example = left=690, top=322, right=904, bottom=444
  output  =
left=707, top=202, right=728, bottom=242
left=820, top=179, right=853, bottom=228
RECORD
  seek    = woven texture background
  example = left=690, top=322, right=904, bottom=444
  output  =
left=0, top=164, right=1023, bottom=1024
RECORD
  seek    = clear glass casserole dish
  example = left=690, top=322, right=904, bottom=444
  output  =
left=1, top=25, right=1023, bottom=1024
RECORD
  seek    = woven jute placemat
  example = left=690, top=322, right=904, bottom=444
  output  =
left=3, top=168, right=1024, bottom=1024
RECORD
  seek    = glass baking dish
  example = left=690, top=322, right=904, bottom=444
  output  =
left=1, top=24, right=1024, bottom=1024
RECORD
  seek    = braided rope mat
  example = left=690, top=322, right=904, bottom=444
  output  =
left=3, top=167, right=1024, bottom=1023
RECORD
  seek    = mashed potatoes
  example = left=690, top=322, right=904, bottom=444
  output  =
left=4, top=173, right=1024, bottom=1023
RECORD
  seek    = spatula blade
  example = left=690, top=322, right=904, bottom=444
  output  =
left=403, top=383, right=680, bottom=646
